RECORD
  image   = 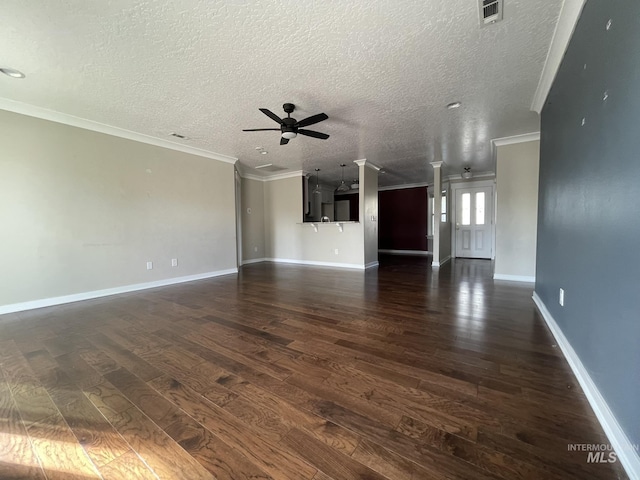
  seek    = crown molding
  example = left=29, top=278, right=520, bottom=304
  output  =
left=531, top=0, right=587, bottom=113
left=492, top=132, right=540, bottom=147
left=0, top=98, right=238, bottom=164
left=378, top=182, right=430, bottom=192
left=239, top=169, right=303, bottom=182
left=430, top=161, right=443, bottom=168
left=263, top=170, right=304, bottom=181
left=240, top=173, right=266, bottom=182
left=353, top=159, right=381, bottom=171
left=447, top=172, right=496, bottom=182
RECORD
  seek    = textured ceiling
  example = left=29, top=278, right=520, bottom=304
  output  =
left=0, top=0, right=562, bottom=187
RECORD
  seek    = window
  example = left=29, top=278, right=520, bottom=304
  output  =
left=441, top=191, right=447, bottom=223
left=429, top=190, right=448, bottom=230
left=461, top=192, right=471, bottom=225
left=428, top=196, right=434, bottom=236
left=476, top=191, right=485, bottom=225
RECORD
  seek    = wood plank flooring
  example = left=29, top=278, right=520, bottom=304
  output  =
left=0, top=256, right=629, bottom=479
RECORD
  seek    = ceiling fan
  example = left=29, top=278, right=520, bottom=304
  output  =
left=243, top=103, right=329, bottom=145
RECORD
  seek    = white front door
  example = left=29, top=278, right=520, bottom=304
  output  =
left=455, top=187, right=493, bottom=259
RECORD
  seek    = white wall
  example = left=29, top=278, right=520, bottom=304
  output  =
left=264, top=176, right=364, bottom=267
left=264, top=176, right=304, bottom=260
left=0, top=110, right=237, bottom=308
left=495, top=140, right=540, bottom=280
left=241, top=177, right=265, bottom=262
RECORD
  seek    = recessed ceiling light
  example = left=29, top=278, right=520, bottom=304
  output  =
left=0, top=67, right=26, bottom=78
left=260, top=150, right=268, bottom=155
left=446, top=101, right=461, bottom=109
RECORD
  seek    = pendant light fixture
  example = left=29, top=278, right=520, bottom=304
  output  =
left=335, top=163, right=350, bottom=193
left=313, top=168, right=322, bottom=195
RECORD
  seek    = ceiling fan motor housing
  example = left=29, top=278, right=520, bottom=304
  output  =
left=282, top=117, right=297, bottom=138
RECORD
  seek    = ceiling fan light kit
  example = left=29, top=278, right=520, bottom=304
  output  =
left=243, top=103, right=329, bottom=145
left=281, top=131, right=297, bottom=139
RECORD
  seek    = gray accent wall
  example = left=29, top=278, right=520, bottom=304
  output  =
left=536, top=0, right=640, bottom=446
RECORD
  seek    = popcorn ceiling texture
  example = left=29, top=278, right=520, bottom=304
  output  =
left=0, top=0, right=562, bottom=186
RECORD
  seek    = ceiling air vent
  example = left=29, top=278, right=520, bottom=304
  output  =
left=479, top=0, right=503, bottom=26
left=169, top=132, right=189, bottom=140
left=255, top=164, right=287, bottom=173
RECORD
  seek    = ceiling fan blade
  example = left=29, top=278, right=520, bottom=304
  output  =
left=295, top=113, right=328, bottom=128
left=298, top=129, right=329, bottom=140
left=259, top=108, right=284, bottom=124
left=280, top=137, right=289, bottom=145
left=242, top=128, right=281, bottom=131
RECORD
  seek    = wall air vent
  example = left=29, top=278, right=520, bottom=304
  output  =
left=479, top=0, right=503, bottom=26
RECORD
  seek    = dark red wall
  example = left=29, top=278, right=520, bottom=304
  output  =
left=379, top=187, right=428, bottom=251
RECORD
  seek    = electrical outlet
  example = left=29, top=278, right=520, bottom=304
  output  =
left=254, top=246, right=258, bottom=252
left=559, top=288, right=565, bottom=306
left=334, top=248, right=339, bottom=255
left=146, top=261, right=153, bottom=270
left=171, top=258, right=178, bottom=267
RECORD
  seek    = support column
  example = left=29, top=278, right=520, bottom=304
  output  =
left=430, top=161, right=442, bottom=268
left=354, top=159, right=380, bottom=269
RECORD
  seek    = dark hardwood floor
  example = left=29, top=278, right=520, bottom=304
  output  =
left=0, top=256, right=628, bottom=479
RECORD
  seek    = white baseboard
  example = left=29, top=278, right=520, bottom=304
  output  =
left=378, top=249, right=431, bottom=256
left=532, top=292, right=640, bottom=480
left=265, top=258, right=366, bottom=270
left=432, top=255, right=451, bottom=268
left=494, top=273, right=536, bottom=283
left=240, top=258, right=267, bottom=266
left=0, top=268, right=238, bottom=316
left=365, top=261, right=379, bottom=269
